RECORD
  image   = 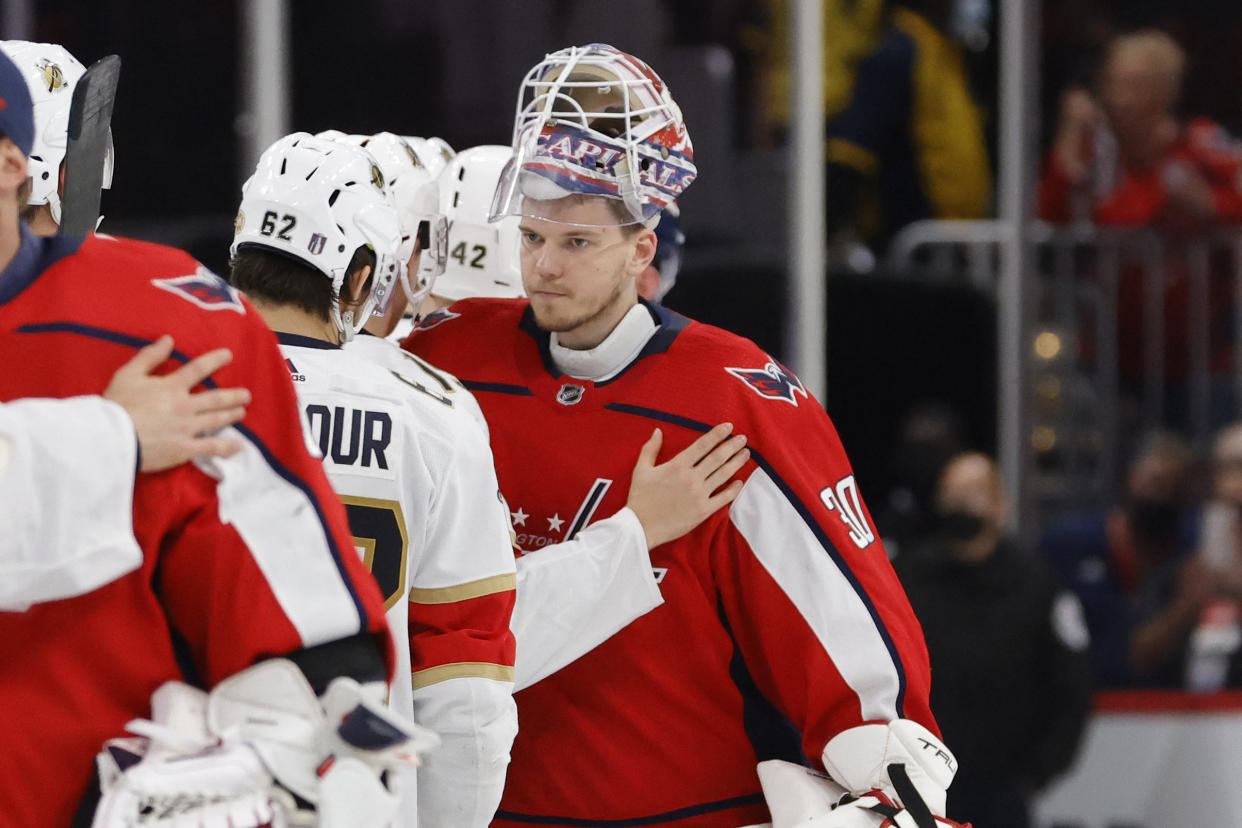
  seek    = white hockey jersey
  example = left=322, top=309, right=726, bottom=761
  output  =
left=0, top=396, right=140, bottom=610
left=278, top=332, right=517, bottom=828
left=347, top=332, right=665, bottom=690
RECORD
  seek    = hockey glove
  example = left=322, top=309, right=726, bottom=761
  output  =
left=91, top=658, right=440, bottom=827
left=758, top=719, right=969, bottom=828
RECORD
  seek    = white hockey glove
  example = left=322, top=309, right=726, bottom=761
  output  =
left=92, top=658, right=440, bottom=827
left=757, top=720, right=969, bottom=828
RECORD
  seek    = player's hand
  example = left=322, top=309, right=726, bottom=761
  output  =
left=627, top=423, right=750, bottom=549
left=104, top=335, right=251, bottom=473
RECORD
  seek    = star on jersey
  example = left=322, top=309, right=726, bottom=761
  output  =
left=547, top=514, right=565, bottom=533
left=511, top=507, right=529, bottom=527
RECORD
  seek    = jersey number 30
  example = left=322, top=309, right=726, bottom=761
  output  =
left=340, top=495, right=408, bottom=610
left=819, top=475, right=875, bottom=550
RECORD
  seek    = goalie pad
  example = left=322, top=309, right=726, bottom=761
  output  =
left=92, top=658, right=440, bottom=827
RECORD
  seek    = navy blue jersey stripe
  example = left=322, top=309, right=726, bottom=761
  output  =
left=603, top=401, right=909, bottom=716
left=462, top=380, right=536, bottom=396
left=275, top=331, right=340, bottom=350
left=14, top=320, right=373, bottom=633
left=495, top=793, right=766, bottom=826
left=718, top=598, right=809, bottom=766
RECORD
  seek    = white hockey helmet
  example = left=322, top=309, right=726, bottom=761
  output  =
left=437, top=145, right=524, bottom=301
left=231, top=132, right=405, bottom=341
left=319, top=131, right=449, bottom=309
left=491, top=43, right=696, bottom=228
left=402, top=136, right=455, bottom=178
left=0, top=40, right=115, bottom=223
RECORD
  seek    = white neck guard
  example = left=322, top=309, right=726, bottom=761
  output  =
left=549, top=303, right=659, bottom=382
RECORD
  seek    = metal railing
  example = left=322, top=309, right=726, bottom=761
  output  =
left=887, top=219, right=1242, bottom=525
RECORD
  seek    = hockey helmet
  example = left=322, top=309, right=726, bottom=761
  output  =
left=232, top=132, right=405, bottom=341
left=0, top=40, right=115, bottom=224
left=320, top=131, right=449, bottom=310
left=437, top=145, right=524, bottom=301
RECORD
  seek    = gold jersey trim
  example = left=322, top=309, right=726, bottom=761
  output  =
left=411, top=661, right=516, bottom=689
left=409, top=572, right=517, bottom=605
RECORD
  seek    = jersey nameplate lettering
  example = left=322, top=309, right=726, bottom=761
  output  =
left=304, top=404, right=397, bottom=479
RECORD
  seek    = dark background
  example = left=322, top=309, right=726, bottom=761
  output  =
left=15, top=0, right=1242, bottom=501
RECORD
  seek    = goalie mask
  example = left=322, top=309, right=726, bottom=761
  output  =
left=490, top=43, right=696, bottom=228
left=320, top=131, right=449, bottom=310
left=231, top=132, right=404, bottom=341
left=1, top=40, right=115, bottom=224
left=437, top=145, right=524, bottom=300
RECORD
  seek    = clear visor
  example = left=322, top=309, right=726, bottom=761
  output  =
left=401, top=214, right=449, bottom=307
left=368, top=251, right=405, bottom=318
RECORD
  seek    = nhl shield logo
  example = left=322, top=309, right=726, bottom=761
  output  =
left=556, top=383, right=586, bottom=406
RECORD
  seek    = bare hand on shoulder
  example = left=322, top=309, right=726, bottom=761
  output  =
left=626, top=423, right=750, bottom=549
left=104, top=336, right=251, bottom=473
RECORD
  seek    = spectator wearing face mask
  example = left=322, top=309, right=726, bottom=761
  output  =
left=896, top=451, right=1092, bottom=828
left=1041, top=432, right=1202, bottom=687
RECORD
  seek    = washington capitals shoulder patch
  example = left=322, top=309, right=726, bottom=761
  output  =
left=151, top=267, right=245, bottom=314
left=415, top=307, right=461, bottom=331
left=726, top=359, right=808, bottom=406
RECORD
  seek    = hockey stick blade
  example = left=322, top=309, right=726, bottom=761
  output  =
left=59, top=54, right=121, bottom=237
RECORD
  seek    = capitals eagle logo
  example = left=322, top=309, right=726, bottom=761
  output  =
left=726, top=359, right=808, bottom=406
left=151, top=268, right=245, bottom=314
left=415, top=307, right=461, bottom=331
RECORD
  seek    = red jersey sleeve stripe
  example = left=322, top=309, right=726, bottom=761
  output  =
left=409, top=588, right=517, bottom=681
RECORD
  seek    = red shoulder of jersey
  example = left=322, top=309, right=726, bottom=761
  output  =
left=401, top=296, right=526, bottom=372
left=31, top=234, right=253, bottom=346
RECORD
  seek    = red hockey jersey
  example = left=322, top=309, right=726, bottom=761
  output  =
left=0, top=229, right=391, bottom=828
left=404, top=299, right=937, bottom=827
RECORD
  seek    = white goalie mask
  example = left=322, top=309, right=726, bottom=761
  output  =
left=231, top=132, right=405, bottom=341
left=402, top=136, right=456, bottom=178
left=437, top=145, right=524, bottom=301
left=1, top=40, right=115, bottom=224
left=490, top=43, right=696, bottom=228
left=319, top=131, right=449, bottom=310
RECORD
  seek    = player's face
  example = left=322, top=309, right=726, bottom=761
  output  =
left=517, top=197, right=654, bottom=350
